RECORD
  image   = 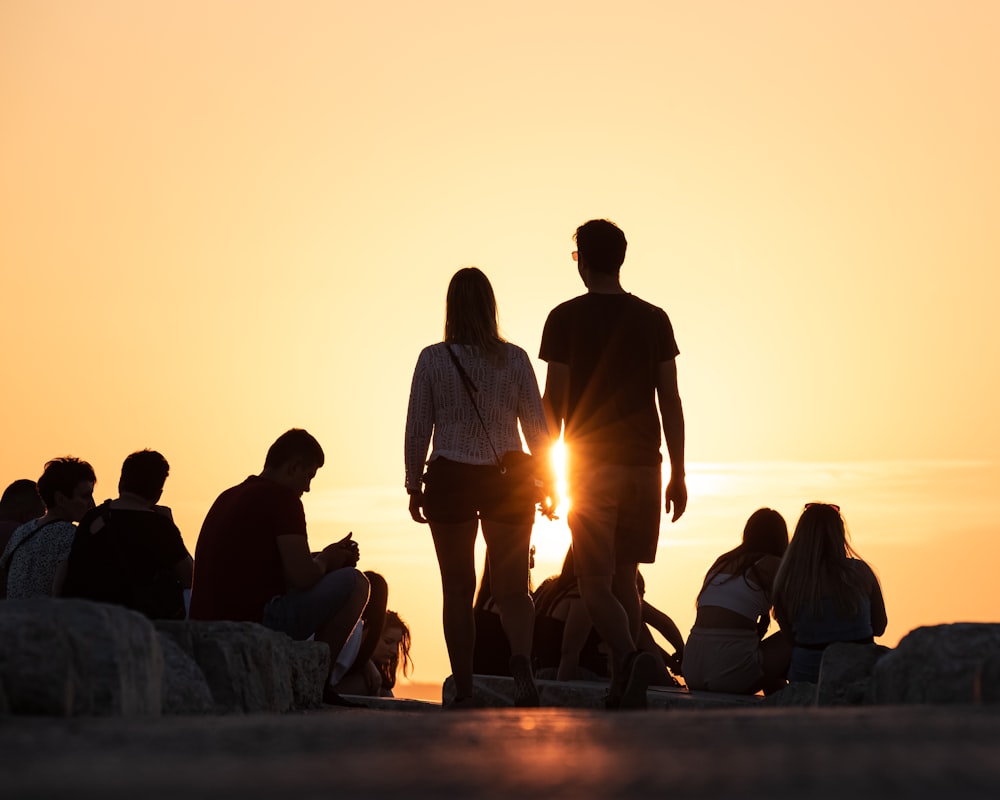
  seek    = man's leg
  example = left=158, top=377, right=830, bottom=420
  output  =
left=611, top=561, right=642, bottom=644
left=569, top=467, right=636, bottom=700
left=571, top=464, right=655, bottom=708
left=429, top=519, right=479, bottom=700
left=576, top=574, right=637, bottom=684
left=314, top=569, right=371, bottom=675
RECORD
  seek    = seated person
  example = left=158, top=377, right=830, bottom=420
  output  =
left=683, top=508, right=792, bottom=695
left=188, top=428, right=370, bottom=702
left=635, top=571, right=685, bottom=687
left=334, top=602, right=415, bottom=698
left=773, top=503, right=887, bottom=684
left=1, top=458, right=96, bottom=599
left=533, top=555, right=609, bottom=681
left=471, top=549, right=537, bottom=678
left=60, top=449, right=193, bottom=619
left=534, top=547, right=683, bottom=685
left=330, top=570, right=389, bottom=695
left=0, top=479, right=45, bottom=598
left=372, top=610, right=414, bottom=697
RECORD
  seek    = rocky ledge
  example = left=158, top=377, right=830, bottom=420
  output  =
left=0, top=598, right=329, bottom=716
left=436, top=622, right=1000, bottom=710
left=3, top=600, right=1000, bottom=716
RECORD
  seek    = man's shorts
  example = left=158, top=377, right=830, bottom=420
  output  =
left=262, top=568, right=359, bottom=641
left=422, top=457, right=535, bottom=525
left=567, top=463, right=661, bottom=577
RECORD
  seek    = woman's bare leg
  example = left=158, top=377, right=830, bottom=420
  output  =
left=429, top=519, right=479, bottom=699
left=480, top=519, right=535, bottom=658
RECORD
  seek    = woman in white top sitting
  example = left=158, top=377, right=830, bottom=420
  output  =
left=404, top=267, right=556, bottom=708
left=682, top=508, right=792, bottom=695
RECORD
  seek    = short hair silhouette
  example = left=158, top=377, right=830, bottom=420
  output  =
left=0, top=479, right=45, bottom=522
left=119, top=450, right=170, bottom=501
left=574, top=219, right=628, bottom=275
left=264, top=429, right=325, bottom=469
left=36, top=457, right=96, bottom=508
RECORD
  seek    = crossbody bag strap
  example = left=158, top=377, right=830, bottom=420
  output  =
left=444, top=344, right=503, bottom=467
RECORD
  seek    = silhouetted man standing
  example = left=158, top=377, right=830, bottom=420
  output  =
left=540, top=219, right=687, bottom=708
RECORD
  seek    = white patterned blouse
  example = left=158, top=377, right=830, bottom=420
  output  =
left=404, top=341, right=549, bottom=492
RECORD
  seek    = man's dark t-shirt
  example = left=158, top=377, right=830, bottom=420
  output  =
left=63, top=503, right=190, bottom=619
left=189, top=475, right=307, bottom=624
left=539, top=292, right=679, bottom=467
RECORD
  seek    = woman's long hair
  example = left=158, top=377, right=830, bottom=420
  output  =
left=377, top=610, right=413, bottom=691
left=772, top=503, right=870, bottom=620
left=444, top=267, right=507, bottom=362
left=533, top=547, right=578, bottom=617
left=696, top=507, right=788, bottom=605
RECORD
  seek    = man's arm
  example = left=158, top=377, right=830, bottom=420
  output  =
left=542, top=362, right=569, bottom=437
left=173, top=554, right=194, bottom=589
left=657, top=358, right=687, bottom=521
left=277, top=532, right=360, bottom=592
left=276, top=536, right=325, bottom=591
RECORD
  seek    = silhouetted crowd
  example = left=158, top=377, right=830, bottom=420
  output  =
left=2, top=219, right=886, bottom=708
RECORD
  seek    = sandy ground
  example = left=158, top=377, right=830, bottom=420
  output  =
left=3, top=705, right=999, bottom=799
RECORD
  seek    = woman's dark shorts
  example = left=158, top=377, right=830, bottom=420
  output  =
left=422, top=457, right=535, bottom=525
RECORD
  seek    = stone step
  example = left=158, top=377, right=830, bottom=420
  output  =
left=441, top=674, right=762, bottom=709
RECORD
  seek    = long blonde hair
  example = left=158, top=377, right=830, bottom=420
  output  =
left=444, top=267, right=507, bottom=362
left=773, top=503, right=873, bottom=620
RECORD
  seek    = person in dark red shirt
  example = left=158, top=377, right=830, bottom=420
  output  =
left=190, top=429, right=370, bottom=693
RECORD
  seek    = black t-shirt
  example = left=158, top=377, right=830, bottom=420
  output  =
left=63, top=503, right=190, bottom=619
left=539, top=292, right=679, bottom=466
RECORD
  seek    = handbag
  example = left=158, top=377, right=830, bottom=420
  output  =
left=444, top=344, right=545, bottom=504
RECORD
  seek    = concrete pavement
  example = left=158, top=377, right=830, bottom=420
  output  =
left=3, top=705, right=1000, bottom=799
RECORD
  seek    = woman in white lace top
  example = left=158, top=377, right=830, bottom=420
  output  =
left=404, top=267, right=555, bottom=707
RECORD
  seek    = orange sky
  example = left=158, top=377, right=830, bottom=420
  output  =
left=2, top=2, right=998, bottom=686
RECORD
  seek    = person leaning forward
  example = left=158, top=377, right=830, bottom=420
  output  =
left=189, top=429, right=370, bottom=697
left=540, top=219, right=687, bottom=709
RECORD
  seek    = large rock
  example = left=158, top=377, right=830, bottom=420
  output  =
left=155, top=620, right=329, bottom=713
left=0, top=599, right=162, bottom=716
left=871, top=623, right=1000, bottom=704
left=760, top=681, right=817, bottom=707
left=817, top=643, right=891, bottom=706
left=157, top=632, right=214, bottom=714
left=0, top=600, right=330, bottom=716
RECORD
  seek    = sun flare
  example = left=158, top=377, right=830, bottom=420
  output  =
left=531, top=438, right=572, bottom=566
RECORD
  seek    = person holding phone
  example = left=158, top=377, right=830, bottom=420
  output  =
left=189, top=428, right=370, bottom=704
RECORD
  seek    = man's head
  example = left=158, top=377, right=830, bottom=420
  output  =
left=574, top=219, right=628, bottom=275
left=119, top=449, right=170, bottom=503
left=36, top=457, right=97, bottom=521
left=263, top=429, right=325, bottom=496
left=0, top=479, right=45, bottom=523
